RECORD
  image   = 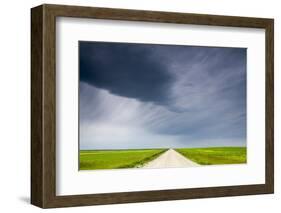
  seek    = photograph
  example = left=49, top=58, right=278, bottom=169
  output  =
left=30, top=4, right=274, bottom=208
left=78, top=41, right=247, bottom=170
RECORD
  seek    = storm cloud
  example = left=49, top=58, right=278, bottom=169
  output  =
left=80, top=42, right=175, bottom=106
left=79, top=41, right=246, bottom=149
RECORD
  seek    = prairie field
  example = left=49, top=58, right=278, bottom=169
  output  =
left=79, top=149, right=166, bottom=170
left=79, top=147, right=246, bottom=170
left=176, top=147, right=246, bottom=165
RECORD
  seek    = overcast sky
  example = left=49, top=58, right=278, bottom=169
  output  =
left=79, top=41, right=246, bottom=150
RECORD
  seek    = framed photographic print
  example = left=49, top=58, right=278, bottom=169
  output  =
left=31, top=4, right=274, bottom=208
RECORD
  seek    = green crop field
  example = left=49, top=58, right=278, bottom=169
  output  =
left=176, top=147, right=246, bottom=165
left=79, top=149, right=167, bottom=170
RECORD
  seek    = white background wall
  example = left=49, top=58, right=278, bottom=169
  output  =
left=0, top=0, right=279, bottom=212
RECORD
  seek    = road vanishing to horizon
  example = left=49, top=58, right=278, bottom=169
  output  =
left=143, top=149, right=199, bottom=169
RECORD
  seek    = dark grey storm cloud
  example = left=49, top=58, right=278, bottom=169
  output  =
left=79, top=41, right=247, bottom=149
left=80, top=42, right=246, bottom=109
left=80, top=41, right=175, bottom=105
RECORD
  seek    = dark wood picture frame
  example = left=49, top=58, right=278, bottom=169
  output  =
left=31, top=4, right=274, bottom=208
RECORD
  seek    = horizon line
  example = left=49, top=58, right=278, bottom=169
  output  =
left=80, top=145, right=246, bottom=151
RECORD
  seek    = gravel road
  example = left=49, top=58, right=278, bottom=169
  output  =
left=143, top=149, right=199, bottom=168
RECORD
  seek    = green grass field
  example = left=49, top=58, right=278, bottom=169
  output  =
left=176, top=147, right=246, bottom=165
left=79, top=149, right=167, bottom=170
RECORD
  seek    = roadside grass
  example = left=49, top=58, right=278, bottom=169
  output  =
left=79, top=149, right=167, bottom=170
left=176, top=147, right=246, bottom=165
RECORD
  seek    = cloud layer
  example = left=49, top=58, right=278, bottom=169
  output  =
left=79, top=41, right=246, bottom=149
left=80, top=42, right=175, bottom=106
